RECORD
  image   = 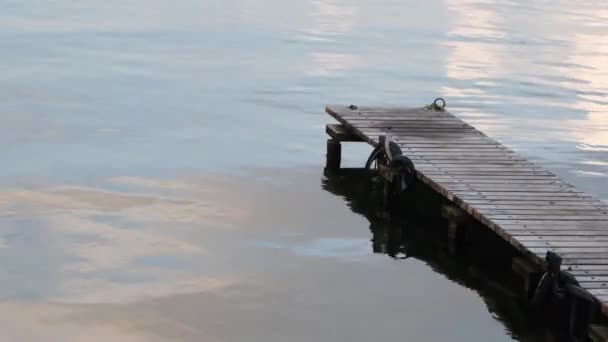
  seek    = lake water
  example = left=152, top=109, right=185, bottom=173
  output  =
left=1, top=0, right=607, bottom=341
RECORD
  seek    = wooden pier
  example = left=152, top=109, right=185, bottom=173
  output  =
left=324, top=104, right=608, bottom=338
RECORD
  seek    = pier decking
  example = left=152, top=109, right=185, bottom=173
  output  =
left=325, top=104, right=608, bottom=315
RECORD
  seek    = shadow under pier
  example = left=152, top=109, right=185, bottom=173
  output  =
left=322, top=168, right=567, bottom=342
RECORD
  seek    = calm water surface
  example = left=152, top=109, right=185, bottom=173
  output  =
left=1, top=0, right=607, bottom=341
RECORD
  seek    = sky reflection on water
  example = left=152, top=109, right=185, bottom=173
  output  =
left=0, top=0, right=607, bottom=340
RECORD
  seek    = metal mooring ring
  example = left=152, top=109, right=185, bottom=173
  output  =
left=434, top=98, right=446, bottom=109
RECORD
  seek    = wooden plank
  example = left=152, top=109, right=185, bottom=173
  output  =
left=371, top=131, right=484, bottom=136
left=569, top=265, right=608, bottom=271
left=564, top=259, right=608, bottom=266
left=476, top=205, right=606, bottom=211
left=478, top=205, right=607, bottom=211
left=416, top=164, right=534, bottom=168
left=363, top=124, right=477, bottom=129
left=335, top=112, right=455, bottom=117
left=470, top=202, right=603, bottom=207
left=588, top=289, right=608, bottom=300
left=342, top=117, right=466, bottom=121
left=340, top=113, right=460, bottom=117
left=411, top=157, right=529, bottom=162
left=433, top=176, right=562, bottom=181
left=341, top=115, right=463, bottom=119
left=401, top=144, right=507, bottom=148
left=454, top=194, right=585, bottom=200
left=346, top=113, right=460, bottom=117
left=403, top=156, right=532, bottom=161
left=369, top=129, right=481, bottom=133
left=325, top=124, right=363, bottom=142
left=360, top=130, right=486, bottom=137
left=360, top=130, right=487, bottom=137
left=343, top=117, right=465, bottom=122
left=339, top=112, right=459, bottom=117
left=400, top=142, right=508, bottom=148
left=346, top=123, right=471, bottom=128
left=446, top=185, right=577, bottom=191
left=406, top=148, right=518, bottom=153
left=455, top=191, right=588, bottom=197
left=439, top=180, right=567, bottom=186
left=432, top=172, right=556, bottom=178
left=532, top=250, right=608, bottom=257
left=337, top=112, right=457, bottom=118
left=461, top=198, right=593, bottom=204
left=510, top=231, right=608, bottom=236
left=579, top=283, right=608, bottom=289
left=418, top=167, right=538, bottom=172
left=420, top=163, right=534, bottom=168
left=518, top=236, right=608, bottom=242
left=444, top=186, right=576, bottom=191
left=362, top=133, right=489, bottom=139
left=496, top=219, right=608, bottom=225
left=493, top=219, right=608, bottom=230
left=457, top=196, right=590, bottom=201
left=482, top=210, right=608, bottom=216
left=408, top=148, right=519, bottom=152
left=413, top=157, right=529, bottom=162
left=352, top=111, right=455, bottom=116
left=341, top=119, right=464, bottom=123
left=576, top=276, right=608, bottom=282
left=422, top=171, right=555, bottom=176
left=429, top=189, right=588, bottom=199
left=333, top=108, right=447, bottom=113
left=394, top=139, right=497, bottom=142
left=489, top=215, right=608, bottom=221
left=395, top=136, right=499, bottom=142
left=355, top=125, right=476, bottom=130
left=524, top=241, right=608, bottom=248
left=466, top=201, right=598, bottom=208
left=485, top=205, right=608, bottom=211
left=446, top=183, right=572, bottom=189
left=406, top=151, right=521, bottom=156
left=571, top=270, right=608, bottom=276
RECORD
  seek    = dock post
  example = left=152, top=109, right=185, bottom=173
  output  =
left=324, top=124, right=364, bottom=175
left=325, top=139, right=341, bottom=173
left=511, top=257, right=543, bottom=299
left=441, top=205, right=470, bottom=253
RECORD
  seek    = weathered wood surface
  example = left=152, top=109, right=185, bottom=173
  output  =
left=326, top=104, right=608, bottom=312
left=326, top=124, right=363, bottom=142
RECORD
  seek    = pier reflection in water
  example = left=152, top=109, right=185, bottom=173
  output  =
left=322, top=170, right=564, bottom=341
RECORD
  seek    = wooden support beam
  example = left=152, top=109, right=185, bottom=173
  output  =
left=512, top=257, right=543, bottom=298
left=325, top=139, right=341, bottom=173
left=326, top=124, right=363, bottom=142
left=441, top=205, right=472, bottom=253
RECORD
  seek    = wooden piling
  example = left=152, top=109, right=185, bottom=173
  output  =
left=512, top=257, right=543, bottom=298
left=441, top=205, right=471, bottom=253
left=325, top=139, right=341, bottom=173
